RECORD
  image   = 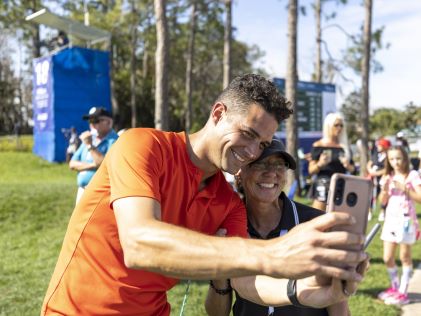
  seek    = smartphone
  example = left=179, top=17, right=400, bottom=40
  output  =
left=326, top=173, right=373, bottom=251
left=322, top=149, right=332, bottom=163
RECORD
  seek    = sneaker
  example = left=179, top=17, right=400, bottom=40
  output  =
left=378, top=287, right=398, bottom=300
left=384, top=293, right=410, bottom=305
left=378, top=212, right=385, bottom=222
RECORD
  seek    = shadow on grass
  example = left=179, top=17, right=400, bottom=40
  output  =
left=407, top=292, right=421, bottom=304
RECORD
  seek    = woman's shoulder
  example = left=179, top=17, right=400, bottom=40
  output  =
left=312, top=139, right=324, bottom=147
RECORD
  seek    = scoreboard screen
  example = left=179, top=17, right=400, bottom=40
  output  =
left=273, top=78, right=336, bottom=133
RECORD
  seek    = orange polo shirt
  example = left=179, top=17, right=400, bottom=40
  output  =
left=41, top=128, right=247, bottom=315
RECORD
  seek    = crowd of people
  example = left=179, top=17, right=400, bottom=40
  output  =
left=51, top=73, right=420, bottom=315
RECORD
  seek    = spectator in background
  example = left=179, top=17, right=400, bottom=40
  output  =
left=396, top=132, right=410, bottom=153
left=377, top=146, right=421, bottom=305
left=69, top=107, right=118, bottom=204
left=367, top=137, right=391, bottom=221
left=308, top=113, right=355, bottom=211
left=64, top=127, right=81, bottom=163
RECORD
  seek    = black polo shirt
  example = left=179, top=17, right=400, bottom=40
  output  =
left=232, top=192, right=329, bottom=316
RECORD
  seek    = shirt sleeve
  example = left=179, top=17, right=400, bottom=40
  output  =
left=107, top=129, right=164, bottom=206
left=220, top=194, right=248, bottom=238
left=409, top=170, right=421, bottom=187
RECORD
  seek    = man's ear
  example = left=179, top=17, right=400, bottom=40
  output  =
left=210, top=102, right=227, bottom=125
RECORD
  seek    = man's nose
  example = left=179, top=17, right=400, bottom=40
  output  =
left=244, top=142, right=262, bottom=160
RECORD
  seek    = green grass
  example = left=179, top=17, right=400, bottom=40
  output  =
left=0, top=135, right=33, bottom=152
left=0, top=151, right=420, bottom=315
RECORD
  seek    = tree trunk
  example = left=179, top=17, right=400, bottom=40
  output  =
left=30, top=1, right=41, bottom=58
left=360, top=0, right=372, bottom=176
left=222, top=0, right=232, bottom=89
left=314, top=0, right=322, bottom=83
left=130, top=0, right=138, bottom=128
left=110, top=43, right=120, bottom=130
left=185, top=0, right=197, bottom=132
left=154, top=0, right=169, bottom=131
left=286, top=0, right=300, bottom=195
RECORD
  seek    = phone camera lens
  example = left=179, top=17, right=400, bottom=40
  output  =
left=346, top=192, right=358, bottom=207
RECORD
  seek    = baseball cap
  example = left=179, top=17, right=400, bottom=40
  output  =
left=254, top=138, right=297, bottom=170
left=82, top=107, right=112, bottom=121
left=376, top=138, right=391, bottom=150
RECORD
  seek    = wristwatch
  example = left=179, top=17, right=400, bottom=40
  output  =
left=287, top=279, right=310, bottom=308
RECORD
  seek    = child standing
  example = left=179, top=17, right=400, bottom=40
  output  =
left=377, top=146, right=421, bottom=305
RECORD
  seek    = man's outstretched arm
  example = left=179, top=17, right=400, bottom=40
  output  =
left=114, top=196, right=366, bottom=280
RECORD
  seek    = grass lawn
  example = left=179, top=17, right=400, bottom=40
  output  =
left=1, top=151, right=419, bottom=315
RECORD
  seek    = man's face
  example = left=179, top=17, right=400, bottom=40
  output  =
left=240, top=155, right=288, bottom=204
left=214, top=103, right=279, bottom=174
left=91, top=116, right=112, bottom=137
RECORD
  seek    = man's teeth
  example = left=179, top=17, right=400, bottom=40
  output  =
left=233, top=150, right=245, bottom=162
left=259, top=183, right=275, bottom=188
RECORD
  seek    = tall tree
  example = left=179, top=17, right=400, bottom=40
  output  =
left=184, top=0, right=197, bottom=132
left=154, top=0, right=169, bottom=130
left=360, top=0, right=372, bottom=176
left=130, top=0, right=138, bottom=128
left=314, top=0, right=322, bottom=83
left=286, top=0, right=299, bottom=191
left=0, top=0, right=43, bottom=59
left=222, top=0, right=232, bottom=89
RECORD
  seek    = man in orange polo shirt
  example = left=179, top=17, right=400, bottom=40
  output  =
left=42, top=74, right=367, bottom=315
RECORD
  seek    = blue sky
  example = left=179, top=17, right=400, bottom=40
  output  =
left=232, top=0, right=421, bottom=111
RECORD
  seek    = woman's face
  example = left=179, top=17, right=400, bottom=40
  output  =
left=331, top=119, right=344, bottom=138
left=240, top=155, right=288, bottom=204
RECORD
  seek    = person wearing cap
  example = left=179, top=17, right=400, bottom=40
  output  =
left=367, top=137, right=391, bottom=221
left=42, top=75, right=367, bottom=315
left=69, top=106, right=118, bottom=204
left=396, top=132, right=410, bottom=153
left=205, top=138, right=357, bottom=316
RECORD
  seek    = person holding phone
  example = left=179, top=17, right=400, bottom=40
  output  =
left=308, top=113, right=355, bottom=211
left=377, top=146, right=421, bottom=305
left=205, top=138, right=366, bottom=316
left=41, top=75, right=366, bottom=315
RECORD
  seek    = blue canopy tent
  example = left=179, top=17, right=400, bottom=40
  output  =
left=27, top=8, right=111, bottom=162
left=32, top=47, right=111, bottom=162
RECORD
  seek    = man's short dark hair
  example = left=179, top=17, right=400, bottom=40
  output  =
left=215, top=74, right=292, bottom=124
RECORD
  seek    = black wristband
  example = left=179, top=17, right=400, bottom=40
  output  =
left=287, top=279, right=310, bottom=308
left=209, top=280, right=232, bottom=295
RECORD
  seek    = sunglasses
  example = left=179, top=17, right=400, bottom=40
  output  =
left=250, top=161, right=289, bottom=172
left=90, top=118, right=108, bottom=124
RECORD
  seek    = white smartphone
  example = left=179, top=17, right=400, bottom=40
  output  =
left=326, top=174, right=373, bottom=251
